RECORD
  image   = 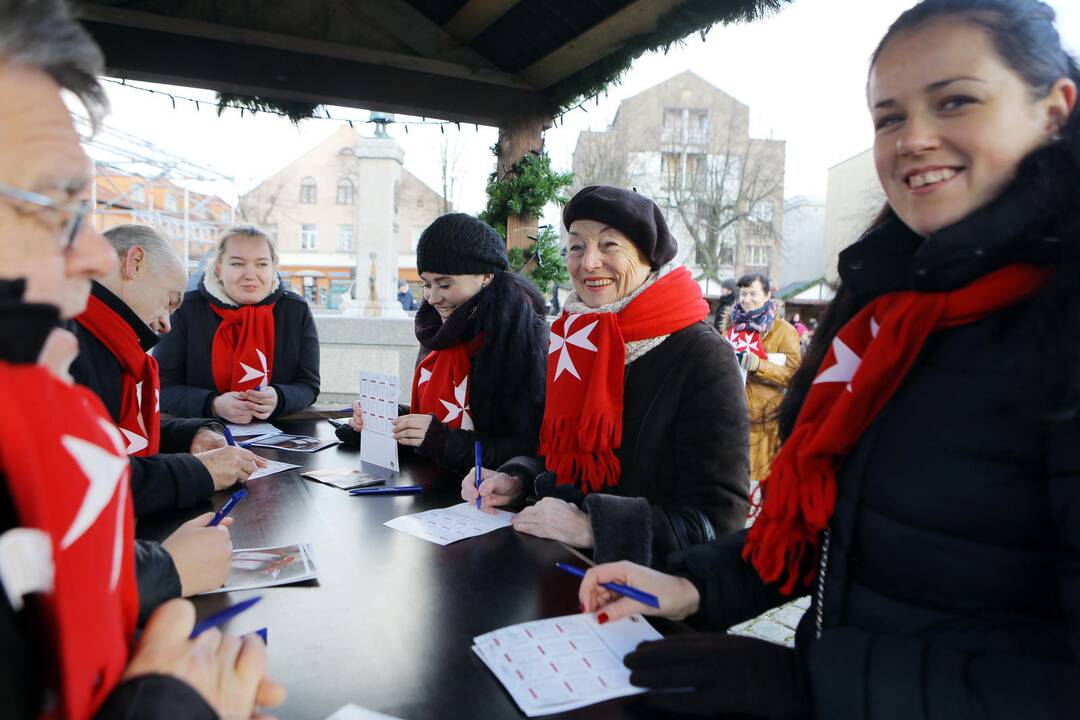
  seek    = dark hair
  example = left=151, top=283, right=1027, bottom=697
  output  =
left=0, top=0, right=108, bottom=130
left=780, top=0, right=1080, bottom=437
left=736, top=273, right=771, bottom=293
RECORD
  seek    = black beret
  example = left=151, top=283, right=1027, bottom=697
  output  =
left=562, top=185, right=677, bottom=269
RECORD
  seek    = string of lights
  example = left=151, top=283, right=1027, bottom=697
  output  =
left=102, top=77, right=608, bottom=131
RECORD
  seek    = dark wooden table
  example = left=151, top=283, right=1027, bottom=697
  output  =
left=140, top=419, right=660, bottom=720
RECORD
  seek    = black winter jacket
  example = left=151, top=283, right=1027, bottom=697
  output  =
left=668, top=145, right=1080, bottom=719
left=502, top=320, right=751, bottom=567
left=338, top=271, right=549, bottom=475
left=71, top=282, right=215, bottom=518
left=155, top=278, right=320, bottom=419
left=0, top=281, right=214, bottom=719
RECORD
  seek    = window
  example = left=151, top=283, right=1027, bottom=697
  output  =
left=688, top=110, right=709, bottom=144
left=685, top=154, right=706, bottom=189
left=130, top=183, right=145, bottom=203
left=339, top=147, right=355, bottom=156
left=745, top=245, right=771, bottom=267
left=336, top=178, right=354, bottom=205
left=165, top=193, right=178, bottom=212
left=750, top=200, right=774, bottom=223
left=337, top=224, right=354, bottom=251
left=300, top=224, right=316, bottom=250
left=300, top=177, right=317, bottom=204
left=661, top=153, right=681, bottom=189
left=719, top=245, right=736, bottom=266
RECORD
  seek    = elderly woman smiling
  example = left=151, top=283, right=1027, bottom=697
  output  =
left=462, top=186, right=750, bottom=566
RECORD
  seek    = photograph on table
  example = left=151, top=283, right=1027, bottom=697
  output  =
left=201, top=542, right=319, bottom=594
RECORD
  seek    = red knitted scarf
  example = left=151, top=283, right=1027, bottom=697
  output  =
left=540, top=267, right=708, bottom=492
left=210, top=302, right=276, bottom=393
left=410, top=336, right=483, bottom=429
left=743, top=264, right=1052, bottom=594
left=0, top=363, right=138, bottom=719
left=76, top=293, right=160, bottom=456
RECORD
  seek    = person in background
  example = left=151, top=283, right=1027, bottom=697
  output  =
left=156, top=225, right=321, bottom=423
left=712, top=277, right=737, bottom=334
left=463, top=186, right=750, bottom=567
left=579, top=1, right=1080, bottom=717
left=726, top=273, right=801, bottom=482
left=339, top=213, right=549, bottom=474
left=397, top=279, right=418, bottom=311
left=0, top=1, right=285, bottom=715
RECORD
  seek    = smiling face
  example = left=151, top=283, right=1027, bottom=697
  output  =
left=420, top=272, right=490, bottom=322
left=567, top=219, right=652, bottom=309
left=869, top=18, right=1075, bottom=237
left=0, top=61, right=115, bottom=318
left=215, top=233, right=275, bottom=305
left=738, top=279, right=770, bottom=311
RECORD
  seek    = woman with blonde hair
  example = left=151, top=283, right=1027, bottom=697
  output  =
left=156, top=225, right=320, bottom=421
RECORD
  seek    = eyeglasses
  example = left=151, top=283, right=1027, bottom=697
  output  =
left=0, top=182, right=91, bottom=250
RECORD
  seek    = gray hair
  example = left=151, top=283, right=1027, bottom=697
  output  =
left=0, top=0, right=108, bottom=129
left=213, top=224, right=279, bottom=267
left=103, top=224, right=184, bottom=278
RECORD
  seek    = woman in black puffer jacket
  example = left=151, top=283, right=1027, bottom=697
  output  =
left=575, top=2, right=1080, bottom=718
left=337, top=213, right=548, bottom=475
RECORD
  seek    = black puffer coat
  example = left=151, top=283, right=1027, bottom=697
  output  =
left=670, top=140, right=1080, bottom=719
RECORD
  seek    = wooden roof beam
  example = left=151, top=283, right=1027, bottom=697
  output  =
left=520, top=0, right=686, bottom=90
left=347, top=0, right=499, bottom=70
left=81, top=20, right=554, bottom=127
left=443, top=0, right=521, bottom=44
left=73, top=2, right=532, bottom=91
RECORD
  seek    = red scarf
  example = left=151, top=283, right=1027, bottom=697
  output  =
left=76, top=294, right=160, bottom=456
left=210, top=302, right=276, bottom=393
left=0, top=363, right=138, bottom=719
left=743, top=264, right=1051, bottom=594
left=540, top=267, right=708, bottom=492
left=410, top=336, right=483, bottom=429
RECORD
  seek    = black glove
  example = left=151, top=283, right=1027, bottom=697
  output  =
left=624, top=633, right=809, bottom=719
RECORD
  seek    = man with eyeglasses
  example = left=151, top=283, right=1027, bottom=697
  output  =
left=0, top=0, right=285, bottom=718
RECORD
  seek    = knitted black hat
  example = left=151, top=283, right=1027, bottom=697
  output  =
left=416, top=213, right=509, bottom=276
left=562, top=185, right=677, bottom=269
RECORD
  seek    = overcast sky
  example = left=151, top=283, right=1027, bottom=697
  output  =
left=92, top=0, right=1080, bottom=226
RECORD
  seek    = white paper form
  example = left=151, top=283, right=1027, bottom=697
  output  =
left=383, top=502, right=513, bottom=545
left=472, top=613, right=662, bottom=717
left=225, top=422, right=283, bottom=441
left=358, top=371, right=400, bottom=472
left=247, top=459, right=299, bottom=481
left=324, top=705, right=403, bottom=720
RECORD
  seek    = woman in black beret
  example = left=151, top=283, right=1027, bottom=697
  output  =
left=462, top=186, right=751, bottom=567
left=338, top=213, right=549, bottom=474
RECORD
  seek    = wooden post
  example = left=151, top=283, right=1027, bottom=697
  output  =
left=496, top=114, right=548, bottom=255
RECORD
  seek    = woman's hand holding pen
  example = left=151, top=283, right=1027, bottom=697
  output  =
left=579, top=561, right=700, bottom=623
left=461, top=468, right=525, bottom=513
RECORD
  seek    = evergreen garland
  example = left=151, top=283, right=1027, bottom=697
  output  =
left=507, top=226, right=569, bottom=295
left=479, top=151, right=573, bottom=237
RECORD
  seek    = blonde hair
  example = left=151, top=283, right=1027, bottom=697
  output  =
left=212, top=224, right=278, bottom=271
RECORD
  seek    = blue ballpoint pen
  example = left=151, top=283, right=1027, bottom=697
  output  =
left=190, top=596, right=262, bottom=638
left=222, top=426, right=237, bottom=447
left=348, top=485, right=423, bottom=495
left=208, top=488, right=247, bottom=526
left=474, top=441, right=482, bottom=510
left=555, top=562, right=660, bottom=609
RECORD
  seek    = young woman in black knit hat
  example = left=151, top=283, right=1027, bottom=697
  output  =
left=338, top=213, right=549, bottom=474
left=462, top=185, right=751, bottom=569
left=574, top=1, right=1080, bottom=717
